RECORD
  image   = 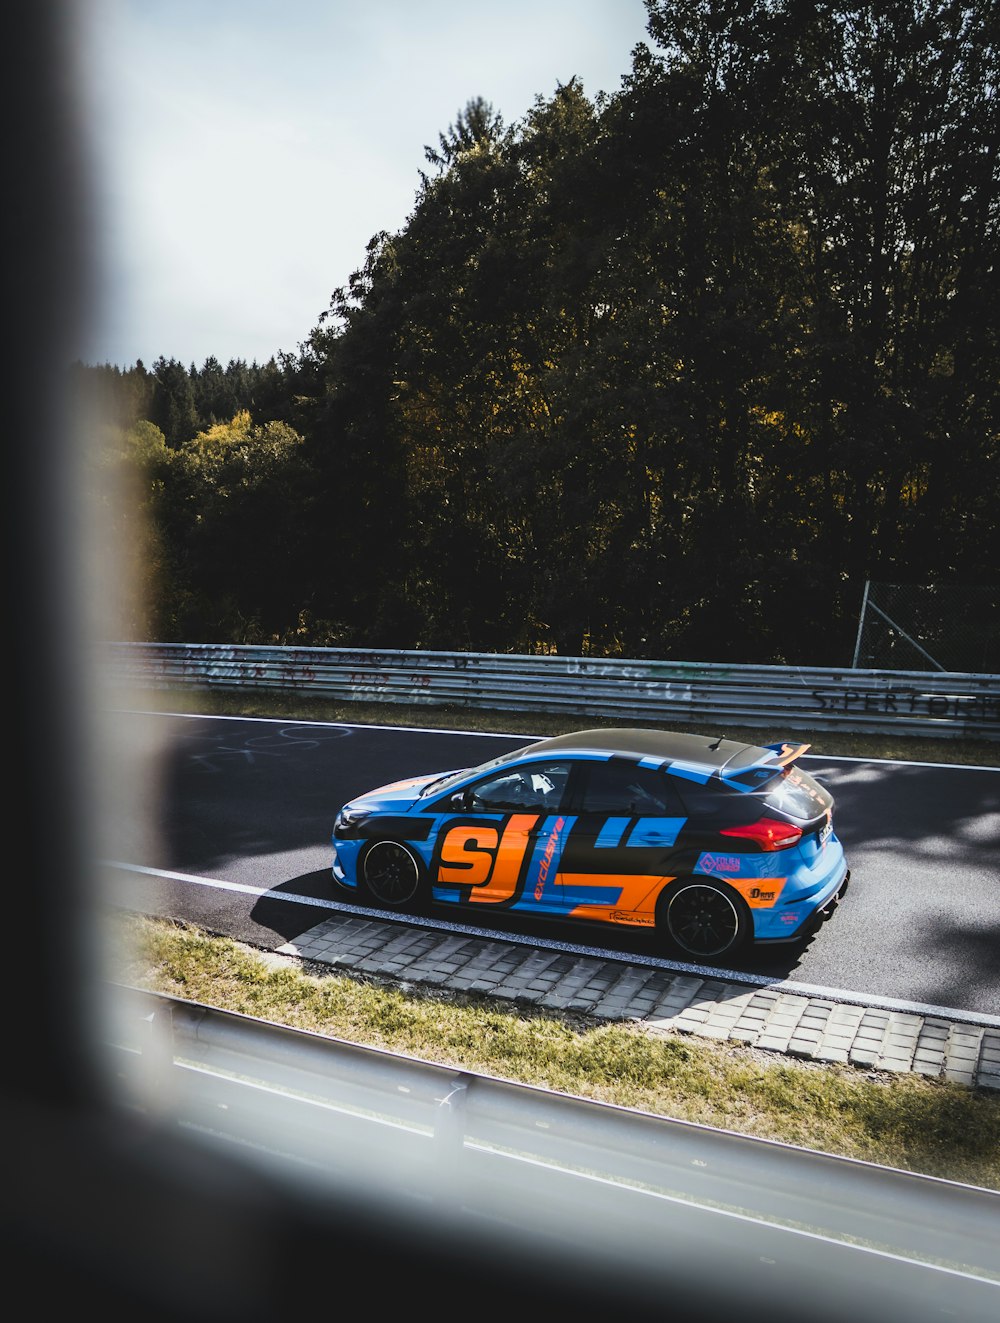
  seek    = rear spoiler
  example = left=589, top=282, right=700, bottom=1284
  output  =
left=764, top=741, right=811, bottom=766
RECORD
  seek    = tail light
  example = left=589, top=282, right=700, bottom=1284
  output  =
left=720, top=816, right=803, bottom=851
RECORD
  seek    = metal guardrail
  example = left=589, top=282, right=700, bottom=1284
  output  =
left=104, top=641, right=1000, bottom=740
left=102, top=983, right=1000, bottom=1321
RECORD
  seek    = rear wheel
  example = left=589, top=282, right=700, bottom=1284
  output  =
left=657, top=880, right=751, bottom=959
left=359, top=840, right=425, bottom=910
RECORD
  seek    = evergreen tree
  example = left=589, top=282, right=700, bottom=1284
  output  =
left=148, top=356, right=200, bottom=448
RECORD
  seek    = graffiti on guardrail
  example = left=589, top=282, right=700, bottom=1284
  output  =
left=347, top=672, right=434, bottom=689
left=566, top=658, right=650, bottom=680
left=812, top=687, right=1000, bottom=722
left=106, top=643, right=1000, bottom=739
left=642, top=682, right=695, bottom=701
left=348, top=671, right=389, bottom=688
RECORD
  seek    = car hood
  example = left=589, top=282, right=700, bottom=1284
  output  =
left=346, top=771, right=451, bottom=814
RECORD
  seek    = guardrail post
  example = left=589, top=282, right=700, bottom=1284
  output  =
left=434, top=1073, right=471, bottom=1205
left=436, top=1074, right=469, bottom=1147
left=126, top=1004, right=179, bottom=1121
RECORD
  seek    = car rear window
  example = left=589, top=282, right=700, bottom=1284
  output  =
left=755, top=765, right=832, bottom=820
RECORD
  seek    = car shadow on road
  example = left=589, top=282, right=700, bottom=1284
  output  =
left=248, top=870, right=346, bottom=942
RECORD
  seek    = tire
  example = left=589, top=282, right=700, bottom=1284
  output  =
left=657, top=879, right=751, bottom=959
left=359, top=840, right=425, bottom=910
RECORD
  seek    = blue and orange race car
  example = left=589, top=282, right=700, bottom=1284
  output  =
left=331, top=727, right=850, bottom=960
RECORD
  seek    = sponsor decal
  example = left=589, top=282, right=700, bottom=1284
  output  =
left=729, top=877, right=787, bottom=908
left=610, top=911, right=656, bottom=927
left=697, top=852, right=741, bottom=874
left=534, top=817, right=567, bottom=900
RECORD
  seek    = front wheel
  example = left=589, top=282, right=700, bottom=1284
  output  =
left=359, top=840, right=426, bottom=910
left=657, top=880, right=751, bottom=959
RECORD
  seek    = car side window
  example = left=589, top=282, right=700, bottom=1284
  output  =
left=469, top=761, right=570, bottom=812
left=581, top=761, right=680, bottom=815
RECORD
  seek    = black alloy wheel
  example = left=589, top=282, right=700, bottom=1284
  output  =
left=659, top=880, right=750, bottom=958
left=361, top=840, right=424, bottom=909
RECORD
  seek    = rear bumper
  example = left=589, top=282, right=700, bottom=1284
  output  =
left=756, top=867, right=850, bottom=945
left=819, top=868, right=850, bottom=919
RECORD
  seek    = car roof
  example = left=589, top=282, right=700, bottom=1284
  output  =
left=517, top=727, right=775, bottom=774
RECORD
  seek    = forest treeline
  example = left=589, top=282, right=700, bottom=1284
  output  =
left=77, top=1, right=999, bottom=667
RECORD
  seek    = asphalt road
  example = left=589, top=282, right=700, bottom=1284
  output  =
left=100, top=710, right=1000, bottom=1019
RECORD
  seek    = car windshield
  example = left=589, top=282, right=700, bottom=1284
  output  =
left=418, top=744, right=533, bottom=798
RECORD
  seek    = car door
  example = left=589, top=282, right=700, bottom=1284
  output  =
left=553, top=758, right=689, bottom=927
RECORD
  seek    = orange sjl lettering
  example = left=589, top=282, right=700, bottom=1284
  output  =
left=438, top=825, right=498, bottom=885
left=437, top=814, right=538, bottom=902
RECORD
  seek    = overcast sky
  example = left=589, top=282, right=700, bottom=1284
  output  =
left=75, top=0, right=651, bottom=370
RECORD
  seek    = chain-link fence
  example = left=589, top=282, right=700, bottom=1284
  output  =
left=851, top=582, right=1000, bottom=674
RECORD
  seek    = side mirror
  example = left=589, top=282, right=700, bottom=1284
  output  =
left=449, top=790, right=469, bottom=811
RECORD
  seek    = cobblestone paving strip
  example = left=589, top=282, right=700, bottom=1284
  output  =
left=280, top=914, right=1000, bottom=1091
